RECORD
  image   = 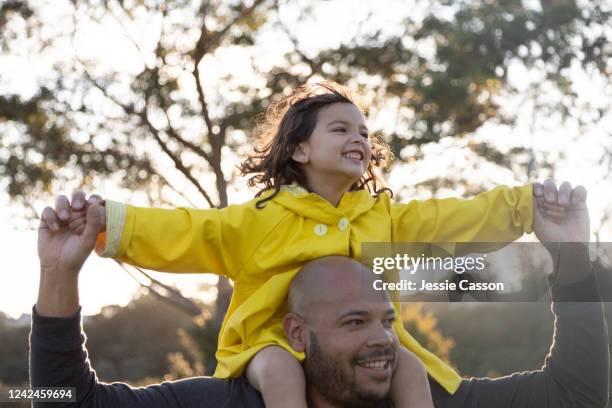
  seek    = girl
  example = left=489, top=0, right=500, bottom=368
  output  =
left=79, top=82, right=536, bottom=406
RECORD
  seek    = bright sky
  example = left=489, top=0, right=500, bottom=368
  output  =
left=1, top=0, right=611, bottom=319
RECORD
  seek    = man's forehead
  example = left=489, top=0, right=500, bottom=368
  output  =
left=313, top=271, right=375, bottom=298
left=289, top=256, right=391, bottom=316
left=310, top=278, right=393, bottom=317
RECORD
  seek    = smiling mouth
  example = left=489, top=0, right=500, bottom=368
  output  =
left=342, top=151, right=363, bottom=161
left=356, top=359, right=391, bottom=370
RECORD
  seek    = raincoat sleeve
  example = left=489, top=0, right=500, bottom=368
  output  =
left=390, top=184, right=533, bottom=245
left=95, top=200, right=257, bottom=280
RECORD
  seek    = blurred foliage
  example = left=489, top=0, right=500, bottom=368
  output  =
left=1, top=0, right=611, bottom=379
left=426, top=302, right=553, bottom=377
left=83, top=292, right=204, bottom=382
left=179, top=317, right=225, bottom=375
left=403, top=303, right=456, bottom=364
left=0, top=292, right=207, bottom=384
left=1, top=0, right=610, bottom=203
left=0, top=318, right=29, bottom=384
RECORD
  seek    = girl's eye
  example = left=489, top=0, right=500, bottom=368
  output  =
left=383, top=317, right=396, bottom=327
left=333, top=128, right=369, bottom=138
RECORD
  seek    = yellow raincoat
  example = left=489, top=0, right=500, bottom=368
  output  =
left=96, top=183, right=533, bottom=394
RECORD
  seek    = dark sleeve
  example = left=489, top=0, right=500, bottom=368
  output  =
left=431, top=269, right=610, bottom=408
left=29, top=307, right=265, bottom=408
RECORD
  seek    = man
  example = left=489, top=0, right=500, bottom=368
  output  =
left=30, top=182, right=609, bottom=407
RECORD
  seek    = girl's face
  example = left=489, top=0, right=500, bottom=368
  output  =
left=292, top=102, right=372, bottom=191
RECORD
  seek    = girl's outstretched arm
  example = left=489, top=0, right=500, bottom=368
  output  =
left=88, top=195, right=268, bottom=279
left=391, top=184, right=533, bottom=244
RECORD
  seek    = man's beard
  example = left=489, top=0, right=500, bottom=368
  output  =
left=303, top=331, right=392, bottom=408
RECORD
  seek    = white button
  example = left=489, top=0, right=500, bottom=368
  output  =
left=338, top=218, right=349, bottom=231
left=314, top=224, right=328, bottom=236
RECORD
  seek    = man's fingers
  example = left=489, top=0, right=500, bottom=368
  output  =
left=71, top=190, right=86, bottom=211
left=55, top=195, right=71, bottom=221
left=535, top=195, right=566, bottom=212
left=546, top=207, right=566, bottom=218
left=87, top=194, right=104, bottom=206
left=69, top=216, right=85, bottom=231
left=74, top=224, right=86, bottom=235
left=541, top=202, right=567, bottom=213
left=570, top=185, right=587, bottom=206
left=533, top=182, right=544, bottom=198
left=88, top=194, right=106, bottom=231
left=68, top=210, right=86, bottom=223
left=81, top=204, right=103, bottom=249
left=40, top=207, right=60, bottom=231
left=557, top=181, right=572, bottom=206
left=542, top=179, right=558, bottom=203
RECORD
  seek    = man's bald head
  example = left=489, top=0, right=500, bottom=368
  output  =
left=287, top=256, right=386, bottom=317
left=283, top=256, right=398, bottom=407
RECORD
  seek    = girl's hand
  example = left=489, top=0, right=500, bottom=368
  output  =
left=532, top=180, right=589, bottom=243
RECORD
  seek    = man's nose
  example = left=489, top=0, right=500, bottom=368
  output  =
left=366, top=325, right=395, bottom=348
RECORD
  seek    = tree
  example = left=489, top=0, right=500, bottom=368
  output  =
left=403, top=303, right=456, bottom=364
left=1, top=0, right=611, bottom=370
left=0, top=321, right=29, bottom=385
left=84, top=291, right=201, bottom=382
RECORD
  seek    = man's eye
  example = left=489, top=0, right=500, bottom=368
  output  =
left=345, top=319, right=364, bottom=327
left=360, top=133, right=369, bottom=139
left=383, top=317, right=396, bottom=327
left=333, top=128, right=346, bottom=133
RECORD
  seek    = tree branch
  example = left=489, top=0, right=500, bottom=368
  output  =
left=193, top=63, right=216, bottom=139
left=116, top=261, right=203, bottom=317
left=151, top=167, right=200, bottom=208
left=106, top=0, right=148, bottom=66
left=277, top=18, right=322, bottom=76
left=192, top=0, right=268, bottom=63
left=163, top=109, right=213, bottom=163
left=140, top=110, right=216, bottom=208
left=191, top=0, right=268, bottom=141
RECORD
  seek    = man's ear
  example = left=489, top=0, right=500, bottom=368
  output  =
left=291, top=143, right=309, bottom=164
left=283, top=312, right=307, bottom=352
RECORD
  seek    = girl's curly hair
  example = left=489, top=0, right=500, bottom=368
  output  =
left=239, top=81, right=393, bottom=208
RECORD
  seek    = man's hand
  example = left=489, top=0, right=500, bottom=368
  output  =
left=533, top=180, right=590, bottom=243
left=532, top=180, right=591, bottom=284
left=38, top=191, right=104, bottom=275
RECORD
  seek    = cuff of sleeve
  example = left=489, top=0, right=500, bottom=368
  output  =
left=31, top=306, right=84, bottom=351
left=549, top=270, right=600, bottom=302
left=95, top=200, right=131, bottom=258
